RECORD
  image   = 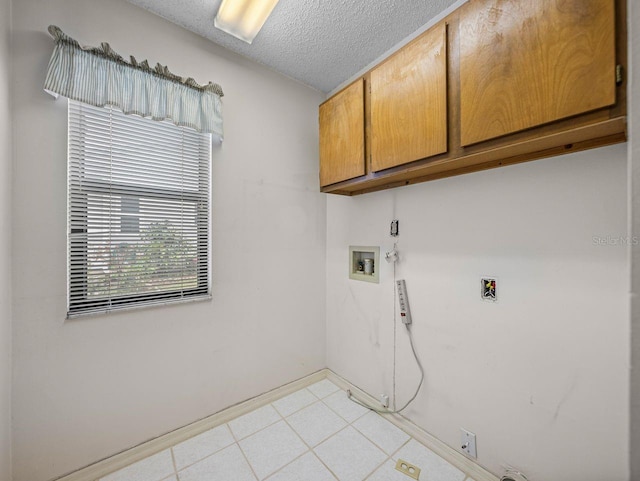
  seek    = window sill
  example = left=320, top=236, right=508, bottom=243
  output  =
left=66, top=293, right=212, bottom=320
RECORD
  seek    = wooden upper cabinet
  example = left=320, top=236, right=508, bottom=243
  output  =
left=459, top=0, right=616, bottom=146
left=370, top=23, right=448, bottom=172
left=319, top=79, right=365, bottom=187
left=318, top=0, right=625, bottom=195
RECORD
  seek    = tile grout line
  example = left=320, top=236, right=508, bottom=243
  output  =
left=228, top=418, right=261, bottom=481
left=323, top=384, right=410, bottom=470
left=317, top=381, right=412, bottom=481
left=307, top=380, right=342, bottom=402
left=277, top=385, right=350, bottom=449
left=258, top=404, right=313, bottom=480
left=306, top=451, right=340, bottom=481
left=169, top=447, right=179, bottom=480
left=173, top=392, right=329, bottom=479
left=361, top=436, right=414, bottom=480
left=271, top=387, right=320, bottom=418
left=389, top=437, right=413, bottom=459
left=235, top=441, right=261, bottom=481
left=215, top=383, right=335, bottom=481
left=350, top=415, right=411, bottom=460
left=310, top=420, right=390, bottom=481
left=274, top=396, right=346, bottom=479
left=362, top=453, right=393, bottom=481
left=308, top=422, right=358, bottom=478
left=305, top=381, right=389, bottom=481
left=232, top=418, right=282, bottom=442
left=261, top=448, right=311, bottom=480
left=360, top=437, right=413, bottom=481
left=276, top=398, right=353, bottom=481
left=275, top=395, right=343, bottom=481
left=343, top=407, right=393, bottom=481
left=165, top=423, right=236, bottom=474
left=319, top=391, right=369, bottom=424
left=279, top=408, right=316, bottom=451
left=230, top=404, right=285, bottom=442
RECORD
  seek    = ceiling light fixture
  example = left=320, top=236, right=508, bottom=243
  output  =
left=214, top=0, right=280, bottom=44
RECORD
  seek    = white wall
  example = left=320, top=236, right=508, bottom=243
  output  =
left=7, top=2, right=636, bottom=481
left=629, top=0, right=640, bottom=477
left=0, top=0, right=11, bottom=478
left=10, top=1, right=326, bottom=480
left=327, top=145, right=630, bottom=481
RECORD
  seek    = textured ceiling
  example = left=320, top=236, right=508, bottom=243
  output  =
left=126, top=0, right=460, bottom=93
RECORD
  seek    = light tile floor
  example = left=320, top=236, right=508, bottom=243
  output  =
left=99, top=379, right=477, bottom=481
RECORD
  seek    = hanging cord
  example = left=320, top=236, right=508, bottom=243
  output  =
left=347, top=318, right=425, bottom=414
left=347, top=242, right=424, bottom=414
left=392, top=253, right=397, bottom=410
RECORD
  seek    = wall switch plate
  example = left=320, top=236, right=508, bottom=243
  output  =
left=481, top=277, right=497, bottom=302
left=380, top=394, right=389, bottom=408
left=390, top=220, right=399, bottom=237
left=461, top=428, right=477, bottom=458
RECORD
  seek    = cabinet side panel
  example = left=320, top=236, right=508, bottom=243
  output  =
left=319, top=80, right=365, bottom=186
left=371, top=23, right=448, bottom=172
left=460, top=0, right=616, bottom=146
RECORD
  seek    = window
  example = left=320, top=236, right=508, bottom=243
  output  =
left=68, top=100, right=211, bottom=317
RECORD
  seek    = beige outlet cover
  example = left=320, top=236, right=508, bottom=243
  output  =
left=395, top=459, right=421, bottom=480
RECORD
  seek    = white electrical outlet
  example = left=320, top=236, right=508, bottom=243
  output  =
left=380, top=394, right=389, bottom=408
left=461, top=428, right=477, bottom=458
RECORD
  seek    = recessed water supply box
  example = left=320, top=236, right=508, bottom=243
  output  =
left=349, top=246, right=380, bottom=283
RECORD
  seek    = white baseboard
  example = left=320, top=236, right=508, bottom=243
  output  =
left=55, top=368, right=497, bottom=481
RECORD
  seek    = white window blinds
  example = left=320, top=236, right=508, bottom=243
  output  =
left=68, top=100, right=211, bottom=317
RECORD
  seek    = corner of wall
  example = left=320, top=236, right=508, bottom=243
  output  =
left=629, top=0, right=640, bottom=478
left=1, top=0, right=13, bottom=477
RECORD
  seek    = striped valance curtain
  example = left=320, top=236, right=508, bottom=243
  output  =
left=44, top=25, right=224, bottom=139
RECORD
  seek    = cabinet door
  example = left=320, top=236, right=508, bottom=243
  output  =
left=319, top=80, right=365, bottom=187
left=370, top=23, right=448, bottom=172
left=460, top=0, right=616, bottom=146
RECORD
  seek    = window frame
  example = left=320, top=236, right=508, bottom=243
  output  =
left=67, top=100, right=212, bottom=317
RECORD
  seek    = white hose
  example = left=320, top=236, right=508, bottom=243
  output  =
left=347, top=323, right=424, bottom=414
